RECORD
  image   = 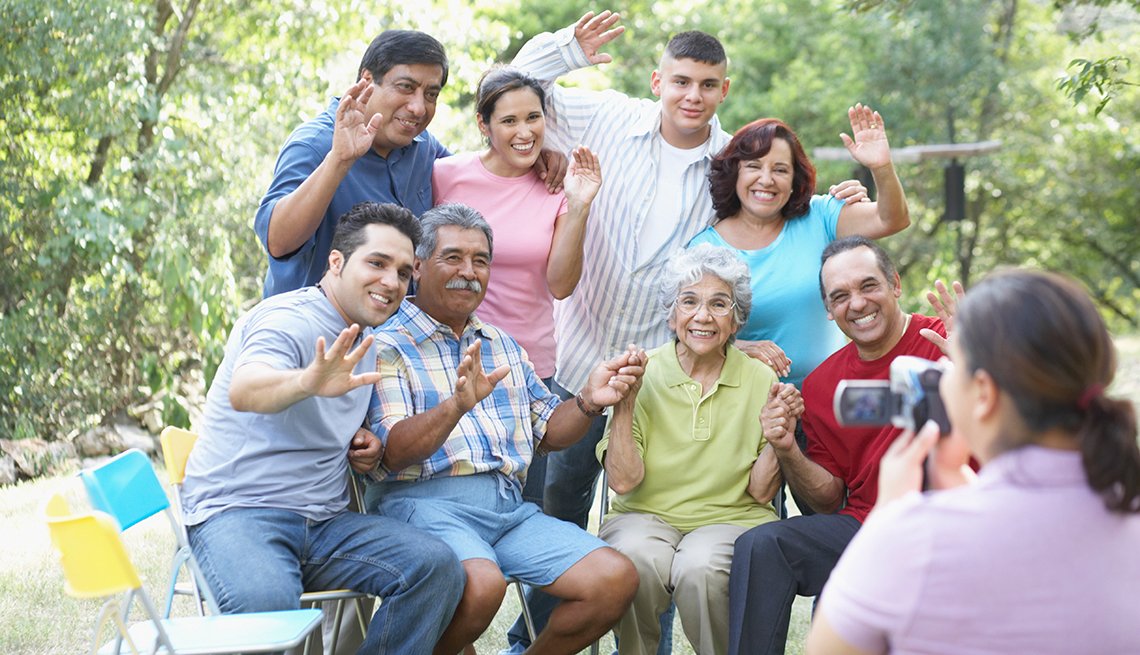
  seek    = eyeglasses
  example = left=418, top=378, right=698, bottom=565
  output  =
left=674, top=295, right=736, bottom=317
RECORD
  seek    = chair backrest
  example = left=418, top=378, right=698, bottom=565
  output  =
left=80, top=449, right=169, bottom=531
left=44, top=493, right=143, bottom=599
left=160, top=426, right=198, bottom=486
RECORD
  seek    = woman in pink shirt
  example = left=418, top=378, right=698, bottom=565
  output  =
left=432, top=67, right=601, bottom=506
left=806, top=269, right=1140, bottom=655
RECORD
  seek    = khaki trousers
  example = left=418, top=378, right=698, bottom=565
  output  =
left=600, top=512, right=748, bottom=655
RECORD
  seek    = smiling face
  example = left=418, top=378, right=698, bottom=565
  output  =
left=669, top=274, right=739, bottom=363
left=360, top=63, right=444, bottom=157
left=651, top=55, right=730, bottom=149
left=477, top=87, right=545, bottom=177
left=821, top=246, right=906, bottom=360
left=412, top=225, right=492, bottom=335
left=735, top=137, right=795, bottom=223
left=324, top=224, right=415, bottom=328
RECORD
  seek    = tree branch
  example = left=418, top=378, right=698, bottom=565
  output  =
left=86, top=136, right=115, bottom=185
left=157, top=0, right=200, bottom=97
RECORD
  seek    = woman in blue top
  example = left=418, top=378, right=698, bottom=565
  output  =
left=689, top=104, right=910, bottom=388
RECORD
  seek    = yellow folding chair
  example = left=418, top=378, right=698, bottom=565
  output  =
left=159, top=426, right=372, bottom=654
left=45, top=493, right=322, bottom=655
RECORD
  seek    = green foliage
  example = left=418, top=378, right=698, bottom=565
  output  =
left=0, top=0, right=366, bottom=440
left=1058, top=56, right=1135, bottom=115
left=1, top=0, right=1137, bottom=443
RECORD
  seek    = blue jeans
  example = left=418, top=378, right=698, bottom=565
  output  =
left=188, top=507, right=464, bottom=655
left=505, top=380, right=673, bottom=654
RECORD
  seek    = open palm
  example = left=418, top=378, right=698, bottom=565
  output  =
left=840, top=103, right=892, bottom=170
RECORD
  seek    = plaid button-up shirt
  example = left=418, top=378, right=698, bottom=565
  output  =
left=369, top=301, right=560, bottom=488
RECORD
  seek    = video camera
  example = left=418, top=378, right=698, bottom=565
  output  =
left=833, top=356, right=950, bottom=434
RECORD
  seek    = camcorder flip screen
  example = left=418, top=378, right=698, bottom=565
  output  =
left=834, top=381, right=896, bottom=426
left=832, top=357, right=951, bottom=434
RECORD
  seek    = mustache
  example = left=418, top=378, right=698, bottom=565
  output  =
left=445, top=278, right=483, bottom=293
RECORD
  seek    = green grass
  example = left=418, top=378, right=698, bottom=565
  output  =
left=7, top=334, right=1138, bottom=654
left=1, top=470, right=812, bottom=654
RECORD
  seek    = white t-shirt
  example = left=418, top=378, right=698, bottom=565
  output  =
left=638, top=140, right=707, bottom=267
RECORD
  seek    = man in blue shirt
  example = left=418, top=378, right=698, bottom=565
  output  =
left=254, top=31, right=451, bottom=297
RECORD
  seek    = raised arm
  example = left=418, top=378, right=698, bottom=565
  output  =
left=513, top=10, right=625, bottom=84
left=835, top=104, right=911, bottom=240
left=748, top=383, right=798, bottom=503
left=766, top=392, right=846, bottom=513
left=542, top=346, right=646, bottom=452
left=264, top=79, right=380, bottom=257
left=513, top=10, right=627, bottom=150
left=547, top=146, right=601, bottom=298
left=230, top=325, right=380, bottom=414
left=381, top=339, right=510, bottom=470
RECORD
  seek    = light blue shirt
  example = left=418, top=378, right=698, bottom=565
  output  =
left=182, top=287, right=372, bottom=524
left=688, top=195, right=847, bottom=387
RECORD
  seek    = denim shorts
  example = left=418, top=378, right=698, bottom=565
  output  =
left=368, top=472, right=606, bottom=586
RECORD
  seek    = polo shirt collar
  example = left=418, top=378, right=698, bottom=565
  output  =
left=658, top=339, right=743, bottom=389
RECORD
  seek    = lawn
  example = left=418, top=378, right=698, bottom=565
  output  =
left=4, top=335, right=1137, bottom=654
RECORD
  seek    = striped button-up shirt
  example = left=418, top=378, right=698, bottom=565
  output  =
left=514, top=26, right=732, bottom=394
left=369, top=301, right=560, bottom=487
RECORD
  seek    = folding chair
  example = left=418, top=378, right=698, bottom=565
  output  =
left=45, top=493, right=322, bottom=655
left=159, top=427, right=372, bottom=655
left=79, top=447, right=206, bottom=619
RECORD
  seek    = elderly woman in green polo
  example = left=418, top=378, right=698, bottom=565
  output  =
left=596, top=243, right=802, bottom=655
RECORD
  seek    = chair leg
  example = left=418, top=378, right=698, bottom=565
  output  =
left=93, top=596, right=137, bottom=655
left=302, top=598, right=317, bottom=655
left=328, top=599, right=346, bottom=655
left=515, top=582, right=537, bottom=642
left=353, top=596, right=369, bottom=640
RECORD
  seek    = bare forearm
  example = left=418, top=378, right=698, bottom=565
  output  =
left=868, top=162, right=909, bottom=237
left=266, top=153, right=354, bottom=257
left=602, top=405, right=643, bottom=494
left=747, top=447, right=782, bottom=505
left=229, top=364, right=310, bottom=414
left=382, top=396, right=466, bottom=470
left=540, top=399, right=596, bottom=452
left=546, top=203, right=589, bottom=298
left=774, top=446, right=845, bottom=513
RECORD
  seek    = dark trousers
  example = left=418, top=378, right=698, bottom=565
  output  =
left=727, top=513, right=861, bottom=655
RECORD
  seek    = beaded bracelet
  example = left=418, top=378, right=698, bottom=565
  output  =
left=575, top=393, right=605, bottom=418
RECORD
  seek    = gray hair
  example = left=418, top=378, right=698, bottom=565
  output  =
left=659, top=243, right=752, bottom=327
left=416, top=203, right=494, bottom=260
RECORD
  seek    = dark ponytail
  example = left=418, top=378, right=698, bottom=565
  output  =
left=1078, top=394, right=1140, bottom=512
left=956, top=269, right=1140, bottom=513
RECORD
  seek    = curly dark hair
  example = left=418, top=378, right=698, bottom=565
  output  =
left=709, top=118, right=816, bottom=221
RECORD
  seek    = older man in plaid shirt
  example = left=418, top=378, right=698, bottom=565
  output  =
left=363, top=203, right=645, bottom=655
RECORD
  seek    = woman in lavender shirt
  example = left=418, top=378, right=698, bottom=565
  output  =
left=807, top=270, right=1140, bottom=655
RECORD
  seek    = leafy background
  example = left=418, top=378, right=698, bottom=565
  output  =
left=1, top=0, right=1137, bottom=443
